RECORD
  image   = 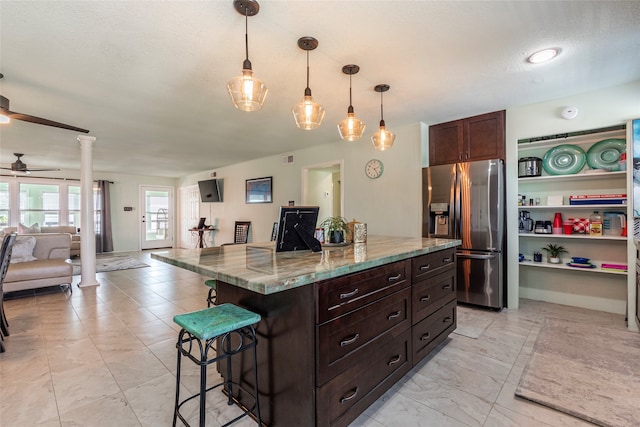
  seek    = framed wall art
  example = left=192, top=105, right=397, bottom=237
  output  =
left=246, top=176, right=273, bottom=204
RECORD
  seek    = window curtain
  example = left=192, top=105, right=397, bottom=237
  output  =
left=94, top=180, right=113, bottom=253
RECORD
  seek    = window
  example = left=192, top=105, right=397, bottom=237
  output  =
left=69, top=185, right=80, bottom=227
left=19, top=183, right=60, bottom=226
left=0, top=182, right=8, bottom=228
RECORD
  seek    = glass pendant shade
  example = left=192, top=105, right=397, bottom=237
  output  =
left=371, top=121, right=396, bottom=151
left=338, top=109, right=365, bottom=141
left=292, top=93, right=325, bottom=130
left=227, top=67, right=268, bottom=112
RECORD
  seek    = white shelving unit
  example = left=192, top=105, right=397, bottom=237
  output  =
left=517, top=125, right=631, bottom=314
left=519, top=260, right=627, bottom=275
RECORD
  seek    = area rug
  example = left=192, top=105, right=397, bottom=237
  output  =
left=452, top=307, right=494, bottom=339
left=71, top=254, right=149, bottom=275
left=515, top=318, right=640, bottom=427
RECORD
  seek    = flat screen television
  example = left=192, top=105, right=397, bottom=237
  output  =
left=274, top=206, right=321, bottom=252
left=198, top=179, right=223, bottom=203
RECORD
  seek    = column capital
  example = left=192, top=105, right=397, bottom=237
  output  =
left=77, top=135, right=96, bottom=146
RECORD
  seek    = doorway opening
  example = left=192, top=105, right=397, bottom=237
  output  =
left=302, top=160, right=344, bottom=220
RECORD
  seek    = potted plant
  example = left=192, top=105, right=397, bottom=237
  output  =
left=541, top=243, right=568, bottom=264
left=319, top=216, right=348, bottom=244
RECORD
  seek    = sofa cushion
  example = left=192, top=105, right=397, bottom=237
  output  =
left=18, top=222, right=41, bottom=234
left=10, top=235, right=38, bottom=264
left=5, top=258, right=72, bottom=282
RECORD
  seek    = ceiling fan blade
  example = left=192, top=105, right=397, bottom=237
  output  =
left=22, top=167, right=61, bottom=172
left=7, top=110, right=90, bottom=133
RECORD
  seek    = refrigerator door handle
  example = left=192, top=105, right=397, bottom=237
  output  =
left=456, top=253, right=497, bottom=260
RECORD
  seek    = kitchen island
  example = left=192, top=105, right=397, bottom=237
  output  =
left=152, top=235, right=460, bottom=427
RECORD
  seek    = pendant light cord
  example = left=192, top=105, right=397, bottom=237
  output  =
left=244, top=11, right=249, bottom=62
left=304, top=51, right=312, bottom=96
left=379, top=91, right=385, bottom=126
left=348, top=73, right=353, bottom=108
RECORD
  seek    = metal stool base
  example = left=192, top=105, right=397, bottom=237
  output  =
left=173, top=325, right=261, bottom=427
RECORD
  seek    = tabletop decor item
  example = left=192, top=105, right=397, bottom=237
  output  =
left=541, top=243, right=568, bottom=264
left=319, top=216, right=349, bottom=244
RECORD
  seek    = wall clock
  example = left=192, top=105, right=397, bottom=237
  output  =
left=365, top=159, right=384, bottom=179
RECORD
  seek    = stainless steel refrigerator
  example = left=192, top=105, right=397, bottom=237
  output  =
left=423, top=159, right=505, bottom=309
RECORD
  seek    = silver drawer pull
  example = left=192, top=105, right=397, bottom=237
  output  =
left=339, top=288, right=359, bottom=299
left=340, top=333, right=360, bottom=347
left=443, top=316, right=453, bottom=323
left=443, top=257, right=452, bottom=262
left=388, top=273, right=402, bottom=282
left=442, top=284, right=452, bottom=290
left=420, top=295, right=431, bottom=302
left=419, top=264, right=431, bottom=271
left=387, top=310, right=401, bottom=320
left=387, top=355, right=401, bottom=366
left=420, top=332, right=431, bottom=341
left=340, top=387, right=359, bottom=404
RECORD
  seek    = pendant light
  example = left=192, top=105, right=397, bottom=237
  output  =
left=337, top=64, right=366, bottom=141
left=371, top=84, right=396, bottom=151
left=226, top=0, right=268, bottom=112
left=292, top=36, right=325, bottom=130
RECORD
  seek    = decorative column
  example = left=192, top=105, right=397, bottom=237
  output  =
left=78, top=135, right=99, bottom=288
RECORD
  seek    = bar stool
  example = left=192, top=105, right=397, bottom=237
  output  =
left=204, top=279, right=217, bottom=307
left=173, top=303, right=262, bottom=427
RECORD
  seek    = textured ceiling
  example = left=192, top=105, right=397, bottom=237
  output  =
left=1, top=1, right=639, bottom=177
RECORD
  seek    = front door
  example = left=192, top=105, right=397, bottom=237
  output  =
left=140, top=185, right=173, bottom=249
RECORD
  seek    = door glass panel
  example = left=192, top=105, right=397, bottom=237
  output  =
left=145, top=190, right=169, bottom=241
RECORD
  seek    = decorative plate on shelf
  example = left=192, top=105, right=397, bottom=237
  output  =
left=542, top=144, right=587, bottom=175
left=586, top=138, right=626, bottom=171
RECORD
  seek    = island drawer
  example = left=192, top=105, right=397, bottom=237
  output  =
left=316, top=329, right=411, bottom=427
left=411, top=248, right=455, bottom=281
left=412, top=267, right=456, bottom=324
left=316, top=287, right=410, bottom=386
left=412, top=297, right=456, bottom=365
left=316, top=260, right=410, bottom=323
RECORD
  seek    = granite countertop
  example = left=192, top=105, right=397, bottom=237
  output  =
left=151, top=235, right=461, bottom=295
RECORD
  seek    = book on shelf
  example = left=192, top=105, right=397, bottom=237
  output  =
left=569, top=194, right=627, bottom=199
left=569, top=194, right=627, bottom=205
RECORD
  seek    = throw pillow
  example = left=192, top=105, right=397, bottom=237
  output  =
left=17, top=222, right=41, bottom=234
left=9, top=235, right=38, bottom=264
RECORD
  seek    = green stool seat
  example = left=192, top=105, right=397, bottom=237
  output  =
left=173, top=303, right=261, bottom=341
left=172, top=303, right=262, bottom=427
left=204, top=279, right=217, bottom=307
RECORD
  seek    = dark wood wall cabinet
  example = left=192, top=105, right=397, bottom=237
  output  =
left=429, top=110, right=505, bottom=165
left=218, top=247, right=457, bottom=427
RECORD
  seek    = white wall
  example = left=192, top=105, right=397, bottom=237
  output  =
left=178, top=122, right=424, bottom=244
left=505, top=80, right=640, bottom=313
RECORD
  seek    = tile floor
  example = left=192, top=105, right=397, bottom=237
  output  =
left=0, top=251, right=629, bottom=426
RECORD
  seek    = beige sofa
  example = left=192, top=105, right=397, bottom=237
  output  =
left=3, top=226, right=80, bottom=257
left=4, top=233, right=73, bottom=293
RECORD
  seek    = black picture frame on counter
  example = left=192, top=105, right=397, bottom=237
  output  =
left=246, top=176, right=273, bottom=204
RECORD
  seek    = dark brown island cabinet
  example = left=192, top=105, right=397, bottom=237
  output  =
left=217, top=246, right=457, bottom=427
left=428, top=109, right=505, bottom=165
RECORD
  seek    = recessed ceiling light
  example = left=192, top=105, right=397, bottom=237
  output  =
left=527, top=48, right=560, bottom=64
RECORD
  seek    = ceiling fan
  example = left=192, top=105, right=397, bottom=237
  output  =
left=0, top=73, right=89, bottom=133
left=1, top=153, right=61, bottom=175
